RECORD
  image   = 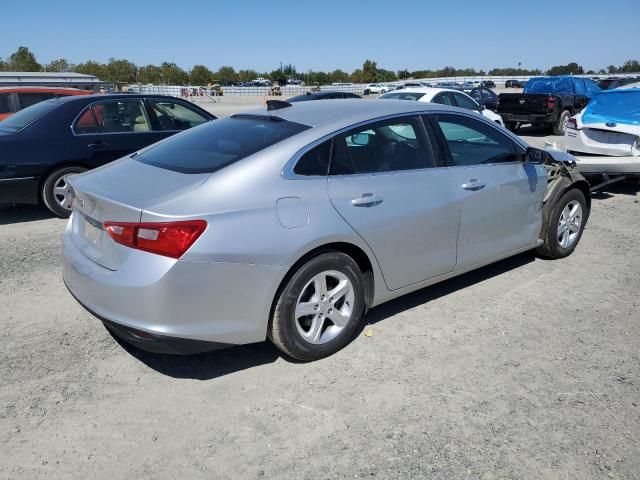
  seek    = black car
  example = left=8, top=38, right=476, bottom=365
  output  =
left=597, top=76, right=640, bottom=90
left=0, top=94, right=215, bottom=217
left=468, top=87, right=499, bottom=111
left=504, top=80, right=524, bottom=88
left=287, top=91, right=361, bottom=102
left=480, top=80, right=496, bottom=88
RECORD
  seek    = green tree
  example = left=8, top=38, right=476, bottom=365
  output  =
left=137, top=64, right=162, bottom=84
left=619, top=59, right=640, bottom=73
left=45, top=58, right=73, bottom=72
left=160, top=62, right=188, bottom=85
left=9, top=46, right=41, bottom=71
left=190, top=64, right=214, bottom=85
left=0, top=57, right=8, bottom=71
left=216, top=66, right=238, bottom=84
left=606, top=65, right=618, bottom=74
left=237, top=69, right=258, bottom=82
left=547, top=62, right=583, bottom=75
left=361, top=59, right=378, bottom=83
left=328, top=69, right=350, bottom=83
left=74, top=60, right=106, bottom=78
left=103, top=58, right=137, bottom=83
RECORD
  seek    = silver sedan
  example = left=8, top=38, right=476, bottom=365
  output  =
left=63, top=99, right=590, bottom=361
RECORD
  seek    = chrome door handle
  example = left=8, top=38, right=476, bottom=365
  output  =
left=88, top=142, right=108, bottom=150
left=461, top=179, right=486, bottom=191
left=351, top=193, right=383, bottom=207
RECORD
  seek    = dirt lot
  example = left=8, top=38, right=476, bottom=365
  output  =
left=1, top=106, right=639, bottom=479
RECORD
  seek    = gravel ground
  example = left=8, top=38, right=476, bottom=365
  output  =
left=1, top=105, right=639, bottom=479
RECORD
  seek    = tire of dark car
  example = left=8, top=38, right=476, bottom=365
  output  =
left=42, top=165, right=87, bottom=218
left=553, top=110, right=571, bottom=136
left=269, top=252, right=365, bottom=362
left=536, top=188, right=588, bottom=259
left=363, top=89, right=370, bottom=95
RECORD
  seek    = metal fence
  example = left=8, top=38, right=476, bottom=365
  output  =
left=127, top=73, right=640, bottom=99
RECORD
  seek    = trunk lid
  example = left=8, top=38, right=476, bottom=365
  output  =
left=498, top=93, right=552, bottom=114
left=68, top=158, right=210, bottom=270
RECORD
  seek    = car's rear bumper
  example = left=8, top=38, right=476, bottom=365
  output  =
left=498, top=112, right=555, bottom=124
left=0, top=176, right=40, bottom=205
left=566, top=128, right=636, bottom=157
left=62, top=219, right=286, bottom=353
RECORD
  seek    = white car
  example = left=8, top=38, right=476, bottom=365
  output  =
left=364, top=83, right=394, bottom=95
left=378, top=87, right=505, bottom=127
left=565, top=89, right=640, bottom=177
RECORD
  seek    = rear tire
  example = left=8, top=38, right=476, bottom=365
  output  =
left=536, top=188, right=588, bottom=259
left=553, top=110, right=570, bottom=136
left=269, top=252, right=365, bottom=362
left=42, top=166, right=87, bottom=218
left=363, top=89, right=370, bottom=95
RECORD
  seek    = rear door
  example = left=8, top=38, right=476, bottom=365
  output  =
left=327, top=115, right=460, bottom=290
left=427, top=113, right=546, bottom=268
left=72, top=98, right=162, bottom=166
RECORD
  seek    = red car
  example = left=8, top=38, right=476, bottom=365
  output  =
left=0, top=87, right=93, bottom=120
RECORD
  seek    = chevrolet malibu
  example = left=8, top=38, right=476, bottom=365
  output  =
left=63, top=100, right=591, bottom=361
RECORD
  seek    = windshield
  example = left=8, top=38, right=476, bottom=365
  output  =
left=0, top=98, right=59, bottom=132
left=380, top=92, right=426, bottom=101
left=524, top=77, right=573, bottom=94
left=583, top=91, right=640, bottom=125
left=135, top=115, right=310, bottom=174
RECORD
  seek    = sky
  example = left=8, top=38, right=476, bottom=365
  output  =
left=1, top=0, right=639, bottom=73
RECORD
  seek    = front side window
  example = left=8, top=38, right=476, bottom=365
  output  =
left=0, top=93, right=10, bottom=114
left=92, top=100, right=150, bottom=133
left=330, top=116, right=432, bottom=174
left=136, top=115, right=310, bottom=174
left=148, top=99, right=209, bottom=130
left=74, top=108, right=99, bottom=134
left=18, top=92, right=56, bottom=109
left=434, top=114, right=518, bottom=166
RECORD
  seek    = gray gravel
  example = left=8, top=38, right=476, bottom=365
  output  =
left=1, top=115, right=639, bottom=479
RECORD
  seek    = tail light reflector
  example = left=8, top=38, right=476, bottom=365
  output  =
left=104, top=220, right=207, bottom=259
left=566, top=117, right=579, bottom=130
left=547, top=97, right=556, bottom=110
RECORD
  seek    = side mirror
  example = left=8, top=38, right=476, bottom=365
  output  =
left=525, top=147, right=549, bottom=164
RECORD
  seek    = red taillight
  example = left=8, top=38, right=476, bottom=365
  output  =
left=104, top=220, right=207, bottom=259
left=566, top=117, right=579, bottom=130
left=547, top=97, right=556, bottom=110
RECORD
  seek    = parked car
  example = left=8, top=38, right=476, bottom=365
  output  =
left=497, top=76, right=601, bottom=134
left=504, top=80, right=524, bottom=88
left=565, top=88, right=640, bottom=178
left=288, top=91, right=361, bottom=102
left=378, top=87, right=505, bottom=126
left=461, top=82, right=475, bottom=92
left=597, top=76, right=640, bottom=90
left=0, top=94, right=215, bottom=217
left=0, top=86, right=92, bottom=120
left=481, top=80, right=496, bottom=88
left=363, top=84, right=393, bottom=95
left=62, top=99, right=590, bottom=361
left=468, top=87, right=499, bottom=111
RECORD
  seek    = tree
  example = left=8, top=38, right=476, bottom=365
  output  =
left=216, top=66, right=238, bottom=84
left=237, top=69, right=258, bottom=82
left=45, top=58, right=73, bottom=72
left=103, top=58, right=137, bottom=84
left=160, top=62, right=188, bottom=85
left=9, top=46, right=41, bottom=71
left=328, top=69, right=350, bottom=83
left=0, top=57, right=8, bottom=71
left=361, top=59, right=378, bottom=83
left=619, top=59, right=640, bottom=73
left=74, top=60, right=106, bottom=78
left=607, top=65, right=618, bottom=74
left=190, top=64, right=214, bottom=85
left=138, top=64, right=163, bottom=84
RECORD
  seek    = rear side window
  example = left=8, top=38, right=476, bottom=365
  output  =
left=452, top=92, right=479, bottom=111
left=148, top=99, right=209, bottom=130
left=0, top=93, right=10, bottom=114
left=74, top=108, right=99, bottom=134
left=294, top=140, right=331, bottom=176
left=136, top=116, right=310, bottom=174
left=432, top=93, right=453, bottom=106
left=18, top=92, right=56, bottom=109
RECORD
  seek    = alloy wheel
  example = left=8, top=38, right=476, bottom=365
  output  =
left=557, top=200, right=582, bottom=248
left=53, top=175, right=73, bottom=211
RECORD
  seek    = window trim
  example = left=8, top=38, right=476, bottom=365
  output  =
left=426, top=112, right=526, bottom=168
left=70, top=98, right=156, bottom=136
left=283, top=112, right=439, bottom=180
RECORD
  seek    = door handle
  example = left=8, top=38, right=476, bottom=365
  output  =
left=351, top=193, right=383, bottom=207
left=461, top=179, right=486, bottom=191
left=88, top=142, right=108, bottom=151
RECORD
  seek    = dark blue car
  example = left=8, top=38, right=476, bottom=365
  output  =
left=0, top=94, right=215, bottom=217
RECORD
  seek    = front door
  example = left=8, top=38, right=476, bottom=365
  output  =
left=327, top=115, right=460, bottom=291
left=428, top=113, right=547, bottom=269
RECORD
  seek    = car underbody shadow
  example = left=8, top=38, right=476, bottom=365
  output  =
left=361, top=251, right=537, bottom=329
left=0, top=204, right=55, bottom=225
left=590, top=179, right=640, bottom=200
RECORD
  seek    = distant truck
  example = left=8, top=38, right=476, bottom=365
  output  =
left=497, top=76, right=601, bottom=135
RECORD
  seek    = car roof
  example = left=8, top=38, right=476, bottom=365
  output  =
left=383, top=86, right=464, bottom=99
left=54, top=93, right=190, bottom=104
left=239, top=98, right=459, bottom=128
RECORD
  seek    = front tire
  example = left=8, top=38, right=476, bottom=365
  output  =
left=269, top=252, right=365, bottom=361
left=536, top=188, right=588, bottom=259
left=42, top=166, right=87, bottom=218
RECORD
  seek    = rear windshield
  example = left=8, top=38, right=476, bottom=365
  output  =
left=135, top=115, right=310, bottom=174
left=524, top=77, right=574, bottom=94
left=0, top=98, right=59, bottom=132
left=380, top=92, right=426, bottom=101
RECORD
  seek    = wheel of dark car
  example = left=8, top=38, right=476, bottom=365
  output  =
left=269, top=252, right=365, bottom=361
left=42, top=166, right=87, bottom=218
left=536, top=188, right=588, bottom=259
left=553, top=110, right=571, bottom=136
left=363, top=89, right=370, bottom=95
